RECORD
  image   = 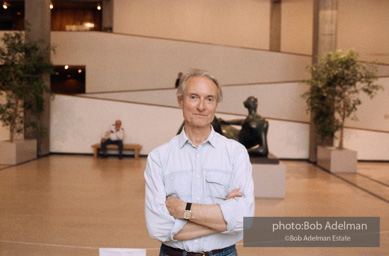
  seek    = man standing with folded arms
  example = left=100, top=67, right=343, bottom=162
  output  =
left=144, top=70, right=255, bottom=255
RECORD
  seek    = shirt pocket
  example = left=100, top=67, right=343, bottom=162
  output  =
left=163, top=171, right=192, bottom=198
left=205, top=171, right=232, bottom=200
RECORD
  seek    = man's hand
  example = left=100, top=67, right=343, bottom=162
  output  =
left=166, top=197, right=186, bottom=219
left=226, top=188, right=242, bottom=200
left=101, top=138, right=106, bottom=143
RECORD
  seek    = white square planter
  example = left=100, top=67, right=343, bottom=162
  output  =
left=0, top=139, right=37, bottom=165
left=317, top=146, right=357, bottom=173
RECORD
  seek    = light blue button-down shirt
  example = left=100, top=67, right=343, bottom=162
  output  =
left=144, top=127, right=255, bottom=252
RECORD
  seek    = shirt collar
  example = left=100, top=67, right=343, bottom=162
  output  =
left=178, top=126, right=217, bottom=149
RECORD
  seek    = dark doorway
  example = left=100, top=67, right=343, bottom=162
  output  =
left=51, top=1, right=102, bottom=31
left=51, top=65, right=86, bottom=94
left=1, top=1, right=102, bottom=31
left=0, top=1, right=24, bottom=30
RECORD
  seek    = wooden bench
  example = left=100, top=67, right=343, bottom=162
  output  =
left=91, top=143, right=142, bottom=159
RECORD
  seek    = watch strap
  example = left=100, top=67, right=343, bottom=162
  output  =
left=186, top=202, right=192, bottom=211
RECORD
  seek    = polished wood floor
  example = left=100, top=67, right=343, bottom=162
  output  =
left=0, top=155, right=388, bottom=256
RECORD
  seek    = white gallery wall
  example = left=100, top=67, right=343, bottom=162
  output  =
left=51, top=32, right=311, bottom=93
left=343, top=77, right=389, bottom=132
left=113, top=0, right=271, bottom=51
left=113, top=0, right=389, bottom=64
left=50, top=95, right=182, bottom=155
left=336, top=0, right=389, bottom=64
left=281, top=0, right=389, bottom=63
left=280, top=0, right=313, bottom=55
left=83, top=78, right=389, bottom=133
left=54, top=74, right=388, bottom=161
left=50, top=94, right=389, bottom=161
left=50, top=94, right=311, bottom=159
left=83, top=82, right=310, bottom=123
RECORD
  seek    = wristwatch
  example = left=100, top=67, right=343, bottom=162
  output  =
left=183, top=202, right=192, bottom=220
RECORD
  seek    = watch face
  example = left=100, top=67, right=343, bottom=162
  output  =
left=183, top=210, right=192, bottom=220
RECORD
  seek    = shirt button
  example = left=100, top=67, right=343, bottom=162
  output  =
left=196, top=175, right=200, bottom=178
left=170, top=176, right=174, bottom=180
left=196, top=197, right=200, bottom=201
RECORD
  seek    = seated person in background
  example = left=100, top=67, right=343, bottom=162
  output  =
left=101, top=120, right=124, bottom=159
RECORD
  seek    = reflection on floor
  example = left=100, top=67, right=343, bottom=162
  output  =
left=334, top=162, right=389, bottom=203
left=0, top=155, right=388, bottom=256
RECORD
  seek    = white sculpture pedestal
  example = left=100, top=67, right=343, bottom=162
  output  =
left=251, top=154, right=286, bottom=199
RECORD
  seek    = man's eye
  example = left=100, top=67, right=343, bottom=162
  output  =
left=207, top=97, right=215, bottom=102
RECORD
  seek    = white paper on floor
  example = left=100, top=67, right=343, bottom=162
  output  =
left=99, top=248, right=146, bottom=256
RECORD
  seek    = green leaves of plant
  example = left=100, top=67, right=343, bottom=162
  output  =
left=302, top=49, right=383, bottom=148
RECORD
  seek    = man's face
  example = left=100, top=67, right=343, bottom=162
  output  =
left=115, top=120, right=121, bottom=131
left=178, top=76, right=218, bottom=130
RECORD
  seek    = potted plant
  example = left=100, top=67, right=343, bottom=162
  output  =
left=302, top=49, right=383, bottom=172
left=0, top=30, right=54, bottom=164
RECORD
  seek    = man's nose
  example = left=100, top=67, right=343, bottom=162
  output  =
left=197, top=99, right=206, bottom=111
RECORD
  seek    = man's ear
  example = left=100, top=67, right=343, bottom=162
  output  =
left=177, top=96, right=183, bottom=109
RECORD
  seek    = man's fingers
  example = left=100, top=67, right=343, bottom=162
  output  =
left=226, top=188, right=242, bottom=200
left=165, top=197, right=186, bottom=219
left=228, top=192, right=242, bottom=198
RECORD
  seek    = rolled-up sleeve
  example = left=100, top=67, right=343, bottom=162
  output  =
left=144, top=150, right=186, bottom=242
left=218, top=146, right=255, bottom=232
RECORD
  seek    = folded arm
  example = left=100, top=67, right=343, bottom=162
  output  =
left=166, top=189, right=243, bottom=240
